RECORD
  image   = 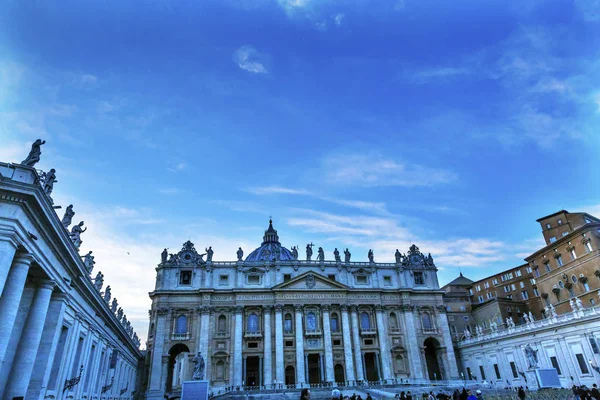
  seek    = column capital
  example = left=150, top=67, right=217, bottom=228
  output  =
left=349, top=305, right=358, bottom=313
left=156, top=307, right=169, bottom=315
left=321, top=304, right=330, bottom=312
left=198, top=306, right=211, bottom=314
left=36, top=279, right=56, bottom=291
left=340, top=304, right=349, bottom=312
left=274, top=304, right=284, bottom=312
left=436, top=305, right=447, bottom=313
left=12, top=252, right=35, bottom=266
left=374, top=305, right=384, bottom=312
left=234, top=305, right=244, bottom=314
left=401, top=304, right=414, bottom=312
left=263, top=305, right=273, bottom=312
left=294, top=304, right=303, bottom=313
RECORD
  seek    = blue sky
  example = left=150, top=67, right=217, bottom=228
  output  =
left=1, top=0, right=600, bottom=345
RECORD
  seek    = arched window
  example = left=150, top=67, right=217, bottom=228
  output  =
left=330, top=313, right=339, bottom=332
left=175, top=315, right=187, bottom=334
left=306, top=312, right=317, bottom=331
left=395, top=354, right=406, bottom=373
left=360, top=312, right=371, bottom=330
left=422, top=313, right=432, bottom=330
left=216, top=360, right=225, bottom=380
left=218, top=315, right=227, bottom=332
left=284, top=313, right=293, bottom=333
left=247, top=313, right=259, bottom=332
left=389, top=312, right=398, bottom=329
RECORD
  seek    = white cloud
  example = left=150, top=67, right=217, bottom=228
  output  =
left=334, top=13, right=344, bottom=26
left=233, top=46, right=268, bottom=74
left=158, top=187, right=183, bottom=195
left=277, top=0, right=311, bottom=16
left=411, top=67, right=470, bottom=83
left=80, top=73, right=98, bottom=85
left=167, top=162, right=187, bottom=172
left=575, top=0, right=600, bottom=22
left=245, top=186, right=312, bottom=195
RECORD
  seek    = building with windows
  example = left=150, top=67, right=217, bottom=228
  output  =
left=0, top=160, right=142, bottom=400
left=144, top=220, right=459, bottom=399
left=441, top=274, right=473, bottom=342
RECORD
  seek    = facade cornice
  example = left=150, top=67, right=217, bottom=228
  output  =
left=525, top=223, right=600, bottom=261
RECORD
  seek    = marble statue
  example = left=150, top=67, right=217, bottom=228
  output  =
left=291, top=246, right=298, bottom=260
left=62, top=204, right=75, bottom=228
left=306, top=243, right=313, bottom=261
left=93, top=271, right=104, bottom=291
left=205, top=246, right=213, bottom=262
left=548, top=303, right=557, bottom=318
left=168, top=253, right=177, bottom=263
left=523, top=313, right=530, bottom=323
left=368, top=249, right=374, bottom=263
left=464, top=328, right=471, bottom=339
left=575, top=297, right=584, bottom=310
left=524, top=344, right=538, bottom=369
left=237, top=247, right=244, bottom=261
left=317, top=247, right=325, bottom=262
left=426, top=253, right=434, bottom=265
left=21, top=139, right=46, bottom=167
left=528, top=311, right=535, bottom=322
left=82, top=251, right=95, bottom=273
left=333, top=248, right=341, bottom=262
left=122, top=314, right=128, bottom=326
left=273, top=246, right=281, bottom=260
left=41, top=168, right=57, bottom=196
left=161, top=248, right=168, bottom=264
left=103, top=285, right=112, bottom=303
left=509, top=317, right=515, bottom=328
left=192, top=352, right=205, bottom=380
left=117, top=307, right=124, bottom=321
left=111, top=298, right=118, bottom=313
left=69, top=221, right=87, bottom=249
left=344, top=248, right=351, bottom=263
left=569, top=298, right=577, bottom=312
left=395, top=249, right=402, bottom=263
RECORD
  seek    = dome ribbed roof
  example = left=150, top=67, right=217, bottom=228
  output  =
left=245, top=219, right=295, bottom=262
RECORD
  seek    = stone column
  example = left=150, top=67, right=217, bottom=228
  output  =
left=375, top=305, right=392, bottom=381
left=148, top=308, right=169, bottom=392
left=321, top=305, right=335, bottom=383
left=263, top=305, right=273, bottom=387
left=402, top=305, right=424, bottom=378
left=0, top=253, right=34, bottom=367
left=0, top=238, right=18, bottom=298
left=350, top=306, right=365, bottom=382
left=199, top=307, right=211, bottom=375
left=436, top=306, right=459, bottom=379
left=340, top=305, right=356, bottom=383
left=294, top=304, right=306, bottom=386
left=274, top=305, right=285, bottom=387
left=4, top=279, right=55, bottom=400
left=233, top=306, right=243, bottom=387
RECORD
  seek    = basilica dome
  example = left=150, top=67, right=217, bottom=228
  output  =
left=245, top=220, right=296, bottom=262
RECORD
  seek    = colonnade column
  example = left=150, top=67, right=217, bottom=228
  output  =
left=375, top=305, right=392, bottom=381
left=263, top=305, right=273, bottom=387
left=0, top=253, right=34, bottom=366
left=294, top=304, right=306, bottom=387
left=436, top=306, right=459, bottom=379
left=350, top=306, right=365, bottom=382
left=274, top=305, right=285, bottom=387
left=199, top=307, right=211, bottom=374
left=340, top=305, right=355, bottom=383
left=0, top=238, right=18, bottom=297
left=149, top=308, right=169, bottom=392
left=321, top=305, right=335, bottom=383
left=4, top=279, right=56, bottom=399
left=402, top=305, right=424, bottom=379
left=233, top=306, right=243, bottom=387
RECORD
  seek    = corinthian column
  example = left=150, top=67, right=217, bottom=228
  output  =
left=263, top=305, right=273, bottom=387
left=350, top=306, right=365, bottom=382
left=402, top=305, right=424, bottom=378
left=4, top=279, right=55, bottom=399
left=375, top=305, right=392, bottom=381
left=294, top=304, right=306, bottom=386
left=199, top=307, right=211, bottom=379
left=321, top=305, right=335, bottom=383
left=233, top=306, right=244, bottom=387
left=274, top=305, right=284, bottom=387
left=436, top=305, right=459, bottom=379
left=340, top=305, right=355, bottom=383
left=0, top=238, right=18, bottom=298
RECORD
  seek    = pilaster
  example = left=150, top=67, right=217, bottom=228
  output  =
left=436, top=306, right=459, bottom=379
left=148, top=308, right=168, bottom=393
left=402, top=305, right=424, bottom=378
left=375, top=305, right=392, bottom=381
left=321, top=305, right=335, bottom=383
left=233, top=306, right=243, bottom=387
left=294, top=304, right=306, bottom=386
left=263, top=305, right=273, bottom=387
left=340, top=305, right=355, bottom=383
left=274, top=305, right=285, bottom=386
left=350, top=306, right=365, bottom=381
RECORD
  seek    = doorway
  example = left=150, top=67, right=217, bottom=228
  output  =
left=424, top=338, right=442, bottom=380
left=245, top=356, right=260, bottom=387
left=363, top=353, right=380, bottom=381
left=334, top=364, right=345, bottom=383
left=285, top=365, right=295, bottom=385
left=307, top=354, right=322, bottom=383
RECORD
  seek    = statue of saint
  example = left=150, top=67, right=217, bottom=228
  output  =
left=333, top=248, right=340, bottom=262
left=523, top=313, right=530, bottom=323
left=344, top=248, right=351, bottom=263
left=42, top=168, right=57, bottom=196
left=291, top=246, right=298, bottom=260
left=317, top=247, right=325, bottom=262
left=93, top=271, right=104, bottom=291
left=81, top=251, right=95, bottom=273
left=528, top=311, right=535, bottom=322
left=103, top=285, right=112, bottom=303
left=524, top=344, right=538, bottom=369
left=111, top=298, right=118, bottom=313
left=368, top=249, right=374, bottom=263
left=237, top=247, right=244, bottom=261
left=192, top=352, right=205, bottom=380
left=575, top=297, right=584, bottom=310
left=62, top=204, right=75, bottom=228
left=161, top=248, right=168, bottom=264
left=168, top=253, right=177, bottom=263
left=395, top=249, right=401, bottom=263
left=69, top=221, right=87, bottom=249
left=117, top=307, right=124, bottom=321
left=21, top=139, right=46, bottom=167
left=306, top=243, right=313, bottom=261
left=205, top=246, right=214, bottom=262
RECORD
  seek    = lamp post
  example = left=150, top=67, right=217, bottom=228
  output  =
left=461, top=372, right=465, bottom=387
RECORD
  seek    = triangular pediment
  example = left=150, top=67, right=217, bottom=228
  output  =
left=272, top=271, right=350, bottom=291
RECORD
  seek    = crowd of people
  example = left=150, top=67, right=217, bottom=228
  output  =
left=571, top=384, right=600, bottom=400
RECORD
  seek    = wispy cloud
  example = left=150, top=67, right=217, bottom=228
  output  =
left=233, top=46, right=269, bottom=74
left=334, top=13, right=345, bottom=26
left=411, top=67, right=471, bottom=83
left=158, top=187, right=183, bottom=195
left=245, top=186, right=312, bottom=195
left=167, top=162, right=187, bottom=172
left=277, top=0, right=311, bottom=17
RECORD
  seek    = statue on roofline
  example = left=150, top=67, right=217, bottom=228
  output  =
left=21, top=139, right=46, bottom=167
left=62, top=204, right=75, bottom=228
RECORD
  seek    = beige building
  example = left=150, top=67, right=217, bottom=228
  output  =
left=441, top=274, right=473, bottom=341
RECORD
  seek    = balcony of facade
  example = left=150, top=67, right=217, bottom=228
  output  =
left=244, top=330, right=263, bottom=339
left=360, top=328, right=377, bottom=337
left=304, top=328, right=323, bottom=337
left=389, top=327, right=402, bottom=335
left=214, top=330, right=229, bottom=338
left=171, top=332, right=191, bottom=341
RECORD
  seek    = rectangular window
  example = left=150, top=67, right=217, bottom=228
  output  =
left=476, top=285, right=481, bottom=292
left=590, top=337, right=599, bottom=354
left=484, top=282, right=489, bottom=289
left=533, top=288, right=540, bottom=297
left=285, top=340, right=294, bottom=347
left=557, top=219, right=562, bottom=225
left=383, top=276, right=392, bottom=286
left=562, top=231, right=569, bottom=237
left=219, top=275, right=229, bottom=285
left=487, top=292, right=493, bottom=299
left=179, top=270, right=192, bottom=285
left=549, top=237, right=557, bottom=243
left=328, top=274, right=336, bottom=281
left=414, top=272, right=424, bottom=285
left=466, top=367, right=472, bottom=380
left=248, top=342, right=258, bottom=348
left=526, top=266, right=532, bottom=273
left=333, top=339, right=341, bottom=346
left=585, top=241, right=593, bottom=253
left=469, top=289, right=473, bottom=296
left=521, top=291, right=529, bottom=300
left=520, top=281, right=525, bottom=288
left=247, top=275, right=260, bottom=285
left=515, top=270, right=522, bottom=277
left=479, top=365, right=486, bottom=380
left=534, top=267, right=540, bottom=277
left=507, top=294, right=513, bottom=300
left=356, top=275, right=368, bottom=285
left=283, top=274, right=292, bottom=282
left=510, top=361, right=518, bottom=378
left=463, top=315, right=468, bottom=321
left=494, top=364, right=501, bottom=379
left=550, top=356, right=562, bottom=375
left=570, top=249, right=577, bottom=260
left=546, top=223, right=552, bottom=229
left=556, top=255, right=563, bottom=267
left=492, top=278, right=498, bottom=285
left=511, top=283, right=516, bottom=291
left=576, top=353, right=590, bottom=374
left=544, top=263, right=551, bottom=272
left=478, top=295, right=484, bottom=303
left=364, top=339, right=373, bottom=345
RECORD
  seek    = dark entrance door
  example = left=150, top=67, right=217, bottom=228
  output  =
left=245, top=356, right=260, bottom=387
left=424, top=338, right=442, bottom=380
left=285, top=366, right=295, bottom=385
left=334, top=364, right=345, bottom=383
left=307, top=354, right=322, bottom=383
left=364, top=353, right=380, bottom=381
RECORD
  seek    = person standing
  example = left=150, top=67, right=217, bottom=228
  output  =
left=518, top=386, right=526, bottom=400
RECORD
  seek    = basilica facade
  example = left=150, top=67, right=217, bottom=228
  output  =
left=144, top=220, right=458, bottom=399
